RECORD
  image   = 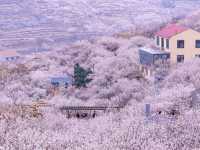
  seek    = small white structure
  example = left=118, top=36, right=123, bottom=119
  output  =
left=145, top=104, right=151, bottom=117
left=0, top=50, right=20, bottom=62
left=191, top=89, right=200, bottom=108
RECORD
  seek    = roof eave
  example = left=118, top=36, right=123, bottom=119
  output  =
left=155, top=33, right=171, bottom=39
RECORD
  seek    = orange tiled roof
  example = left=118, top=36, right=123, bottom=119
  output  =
left=0, top=50, right=19, bottom=57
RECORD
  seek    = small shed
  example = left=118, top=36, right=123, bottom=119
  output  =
left=50, top=76, right=73, bottom=88
left=0, top=50, right=20, bottom=62
left=139, top=47, right=170, bottom=77
left=139, top=47, right=170, bottom=66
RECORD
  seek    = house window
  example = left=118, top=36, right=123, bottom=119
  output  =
left=156, top=36, right=160, bottom=46
left=51, top=81, right=59, bottom=87
left=161, top=38, right=164, bottom=48
left=154, top=54, right=159, bottom=61
left=196, top=40, right=200, bottom=48
left=166, top=39, right=169, bottom=49
left=195, top=54, right=200, bottom=58
left=177, top=40, right=184, bottom=48
left=177, top=55, right=184, bottom=63
left=161, top=54, right=169, bottom=63
left=162, top=54, right=168, bottom=59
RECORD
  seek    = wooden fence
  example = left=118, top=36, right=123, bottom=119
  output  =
left=16, top=101, right=123, bottom=119
left=60, top=106, right=122, bottom=119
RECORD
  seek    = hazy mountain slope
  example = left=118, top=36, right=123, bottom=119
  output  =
left=0, top=0, right=199, bottom=50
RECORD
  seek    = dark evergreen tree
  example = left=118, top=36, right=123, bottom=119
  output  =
left=74, top=63, right=92, bottom=88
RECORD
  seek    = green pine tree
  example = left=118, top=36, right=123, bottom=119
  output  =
left=74, top=63, right=92, bottom=88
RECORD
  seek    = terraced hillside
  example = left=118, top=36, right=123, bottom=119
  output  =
left=0, top=0, right=199, bottom=50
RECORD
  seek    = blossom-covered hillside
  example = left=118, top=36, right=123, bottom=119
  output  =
left=0, top=36, right=152, bottom=106
left=0, top=33, right=200, bottom=149
left=1, top=1, right=200, bottom=150
left=0, top=0, right=200, bottom=50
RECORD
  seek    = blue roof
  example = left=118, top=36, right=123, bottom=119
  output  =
left=50, top=76, right=73, bottom=85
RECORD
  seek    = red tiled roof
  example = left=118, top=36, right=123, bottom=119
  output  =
left=155, top=24, right=188, bottom=38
